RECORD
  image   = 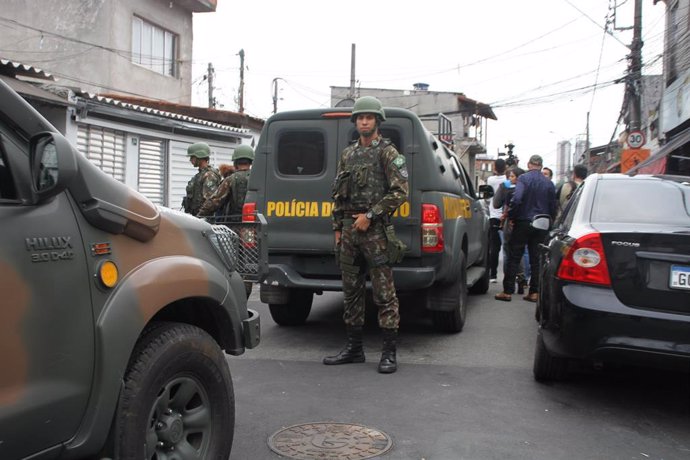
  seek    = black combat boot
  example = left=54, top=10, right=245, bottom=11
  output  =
left=323, top=326, right=365, bottom=365
left=377, top=328, right=398, bottom=374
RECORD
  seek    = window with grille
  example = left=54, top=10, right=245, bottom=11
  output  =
left=77, top=124, right=126, bottom=182
left=131, top=16, right=177, bottom=77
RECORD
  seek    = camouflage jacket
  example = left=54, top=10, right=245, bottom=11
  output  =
left=183, top=165, right=220, bottom=215
left=331, top=136, right=409, bottom=231
left=198, top=169, right=250, bottom=217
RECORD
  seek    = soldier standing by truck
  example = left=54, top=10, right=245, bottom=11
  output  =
left=323, top=96, right=409, bottom=374
left=197, top=145, right=254, bottom=218
left=182, top=142, right=220, bottom=215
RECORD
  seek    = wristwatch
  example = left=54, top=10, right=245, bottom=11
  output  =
left=365, top=210, right=374, bottom=220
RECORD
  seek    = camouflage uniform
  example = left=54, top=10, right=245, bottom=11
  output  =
left=198, top=169, right=250, bottom=217
left=332, top=136, right=409, bottom=329
left=183, top=165, right=220, bottom=216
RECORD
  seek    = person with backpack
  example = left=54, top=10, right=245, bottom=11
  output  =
left=182, top=142, right=221, bottom=216
left=197, top=145, right=254, bottom=219
left=557, top=164, right=588, bottom=216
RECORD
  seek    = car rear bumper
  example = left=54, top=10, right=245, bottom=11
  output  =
left=264, top=263, right=436, bottom=292
left=542, top=284, right=690, bottom=369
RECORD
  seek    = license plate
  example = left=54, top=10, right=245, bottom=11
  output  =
left=669, top=265, right=690, bottom=290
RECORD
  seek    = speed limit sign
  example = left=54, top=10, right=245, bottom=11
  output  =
left=627, top=130, right=646, bottom=149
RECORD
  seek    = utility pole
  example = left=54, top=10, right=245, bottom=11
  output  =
left=238, top=49, right=245, bottom=113
left=627, top=0, right=643, bottom=131
left=272, top=77, right=285, bottom=114
left=349, top=43, right=356, bottom=99
left=207, top=62, right=215, bottom=109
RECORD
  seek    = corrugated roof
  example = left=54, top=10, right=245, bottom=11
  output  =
left=0, top=74, right=66, bottom=104
left=78, top=92, right=251, bottom=135
left=0, top=59, right=54, bottom=80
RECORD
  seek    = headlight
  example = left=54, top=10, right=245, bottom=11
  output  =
left=205, top=224, right=239, bottom=273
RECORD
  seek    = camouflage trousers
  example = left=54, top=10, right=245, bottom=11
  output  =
left=338, top=220, right=400, bottom=329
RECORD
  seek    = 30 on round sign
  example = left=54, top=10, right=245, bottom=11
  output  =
left=627, top=130, right=646, bottom=149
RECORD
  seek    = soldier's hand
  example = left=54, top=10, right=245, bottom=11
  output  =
left=334, top=230, right=341, bottom=245
left=352, top=213, right=370, bottom=232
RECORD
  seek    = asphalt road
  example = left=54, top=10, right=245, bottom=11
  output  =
left=227, top=280, right=690, bottom=460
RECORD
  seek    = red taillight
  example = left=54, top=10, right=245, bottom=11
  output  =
left=556, top=233, right=611, bottom=286
left=241, top=202, right=257, bottom=248
left=421, top=204, right=444, bottom=253
left=242, top=202, right=256, bottom=222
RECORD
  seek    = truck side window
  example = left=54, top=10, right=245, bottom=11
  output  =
left=277, top=131, right=325, bottom=176
left=0, top=135, right=18, bottom=201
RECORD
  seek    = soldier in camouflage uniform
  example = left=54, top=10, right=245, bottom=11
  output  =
left=198, top=145, right=254, bottom=298
left=323, top=96, right=409, bottom=374
left=197, top=145, right=253, bottom=218
left=182, top=142, right=220, bottom=215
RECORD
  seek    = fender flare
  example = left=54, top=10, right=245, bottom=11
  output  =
left=66, top=255, right=243, bottom=457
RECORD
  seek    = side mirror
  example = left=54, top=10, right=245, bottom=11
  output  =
left=531, top=214, right=552, bottom=231
left=30, top=132, right=78, bottom=202
left=477, top=184, right=494, bottom=199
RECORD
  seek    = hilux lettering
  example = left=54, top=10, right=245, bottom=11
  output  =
left=25, top=236, right=72, bottom=250
left=26, top=236, right=74, bottom=263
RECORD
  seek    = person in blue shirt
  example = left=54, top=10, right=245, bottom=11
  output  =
left=495, top=155, right=557, bottom=302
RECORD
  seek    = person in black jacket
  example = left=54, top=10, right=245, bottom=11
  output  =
left=495, top=155, right=557, bottom=302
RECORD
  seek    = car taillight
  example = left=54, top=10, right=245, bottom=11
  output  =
left=556, top=233, right=611, bottom=286
left=241, top=202, right=257, bottom=248
left=242, top=202, right=257, bottom=222
left=421, top=203, right=444, bottom=253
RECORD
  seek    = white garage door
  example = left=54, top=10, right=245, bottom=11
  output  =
left=77, top=124, right=126, bottom=182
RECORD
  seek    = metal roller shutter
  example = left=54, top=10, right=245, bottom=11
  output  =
left=76, top=124, right=126, bottom=182
left=138, top=137, right=167, bottom=205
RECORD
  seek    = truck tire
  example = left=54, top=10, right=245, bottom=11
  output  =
left=269, top=288, right=313, bottom=326
left=113, top=322, right=234, bottom=459
left=533, top=329, right=568, bottom=382
left=431, top=253, right=468, bottom=333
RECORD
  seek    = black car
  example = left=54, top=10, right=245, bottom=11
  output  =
left=534, top=173, right=690, bottom=381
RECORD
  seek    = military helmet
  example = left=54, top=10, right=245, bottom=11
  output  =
left=350, top=96, right=386, bottom=122
left=187, top=142, right=211, bottom=159
left=232, top=145, right=255, bottom=162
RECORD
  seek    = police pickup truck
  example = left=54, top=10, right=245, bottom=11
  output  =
left=246, top=106, right=493, bottom=333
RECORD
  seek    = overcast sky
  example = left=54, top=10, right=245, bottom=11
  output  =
left=191, top=0, right=666, bottom=169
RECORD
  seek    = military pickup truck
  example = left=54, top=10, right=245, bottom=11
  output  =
left=246, top=106, right=493, bottom=333
left=0, top=79, right=260, bottom=459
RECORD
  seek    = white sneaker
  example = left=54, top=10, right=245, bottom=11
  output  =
left=490, top=278, right=498, bottom=283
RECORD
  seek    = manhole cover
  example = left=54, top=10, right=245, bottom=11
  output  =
left=268, top=422, right=393, bottom=459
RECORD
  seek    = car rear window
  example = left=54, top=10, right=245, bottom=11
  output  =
left=591, top=179, right=690, bottom=224
left=277, top=131, right=325, bottom=176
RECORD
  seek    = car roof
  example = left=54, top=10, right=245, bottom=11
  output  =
left=589, top=173, right=690, bottom=184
